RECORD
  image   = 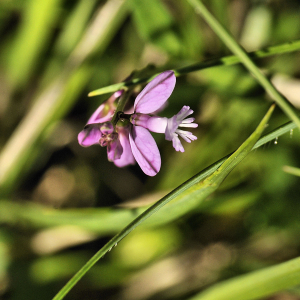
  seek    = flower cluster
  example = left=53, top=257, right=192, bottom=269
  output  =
left=78, top=71, right=198, bottom=176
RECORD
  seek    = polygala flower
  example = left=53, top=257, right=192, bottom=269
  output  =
left=126, top=70, right=176, bottom=176
left=78, top=90, right=121, bottom=147
left=78, top=70, right=198, bottom=176
left=131, top=105, right=198, bottom=153
left=78, top=90, right=135, bottom=166
left=165, top=106, right=198, bottom=152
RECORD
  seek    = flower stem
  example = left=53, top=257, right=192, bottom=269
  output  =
left=174, top=40, right=300, bottom=76
left=88, top=39, right=300, bottom=97
left=110, top=88, right=132, bottom=126
left=187, top=0, right=300, bottom=130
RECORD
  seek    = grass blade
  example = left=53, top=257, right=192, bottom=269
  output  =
left=187, top=0, right=300, bottom=130
left=88, top=39, right=300, bottom=96
left=52, top=105, right=274, bottom=300
left=189, top=256, right=300, bottom=300
left=0, top=0, right=129, bottom=195
left=283, top=165, right=300, bottom=177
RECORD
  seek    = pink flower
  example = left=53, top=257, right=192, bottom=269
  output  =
left=131, top=106, right=198, bottom=152
left=88, top=90, right=122, bottom=125
left=165, top=106, right=198, bottom=152
left=78, top=70, right=197, bottom=176
left=113, top=125, right=135, bottom=167
left=78, top=90, right=135, bottom=166
left=130, top=73, right=198, bottom=153
left=128, top=70, right=176, bottom=176
left=78, top=91, right=121, bottom=147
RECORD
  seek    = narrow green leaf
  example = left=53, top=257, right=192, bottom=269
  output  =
left=88, top=39, right=300, bottom=97
left=189, top=256, right=300, bottom=300
left=6, top=0, right=61, bottom=88
left=0, top=0, right=129, bottom=196
left=208, top=104, right=275, bottom=184
left=283, top=165, right=300, bottom=177
left=54, top=0, right=97, bottom=57
left=187, top=0, right=300, bottom=130
left=51, top=105, right=274, bottom=300
left=150, top=104, right=275, bottom=222
left=88, top=82, right=125, bottom=97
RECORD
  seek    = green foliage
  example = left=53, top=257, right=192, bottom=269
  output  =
left=5, top=0, right=62, bottom=89
left=189, top=256, right=300, bottom=300
left=131, top=0, right=180, bottom=55
left=0, top=0, right=300, bottom=300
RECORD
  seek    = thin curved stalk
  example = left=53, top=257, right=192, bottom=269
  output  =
left=52, top=105, right=275, bottom=300
left=88, top=39, right=300, bottom=97
left=187, top=0, right=300, bottom=130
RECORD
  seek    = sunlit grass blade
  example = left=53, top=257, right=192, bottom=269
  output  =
left=6, top=0, right=60, bottom=89
left=51, top=105, right=274, bottom=300
left=0, top=0, right=129, bottom=196
left=203, top=105, right=275, bottom=183
left=88, top=82, right=126, bottom=97
left=88, top=39, right=300, bottom=97
left=283, top=165, right=300, bottom=177
left=188, top=256, right=300, bottom=300
left=54, top=0, right=97, bottom=57
left=187, top=0, right=300, bottom=130
left=175, top=39, right=300, bottom=76
left=156, top=104, right=275, bottom=219
left=88, top=73, right=159, bottom=97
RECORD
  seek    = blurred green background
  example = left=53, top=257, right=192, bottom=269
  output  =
left=0, top=0, right=300, bottom=299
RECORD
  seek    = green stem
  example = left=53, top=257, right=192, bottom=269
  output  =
left=283, top=165, right=300, bottom=177
left=110, top=88, right=131, bottom=125
left=88, top=39, right=300, bottom=97
left=187, top=0, right=300, bottom=130
left=175, top=40, right=300, bottom=76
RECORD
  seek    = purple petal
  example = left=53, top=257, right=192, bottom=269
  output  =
left=87, top=91, right=121, bottom=125
left=99, top=122, right=114, bottom=134
left=87, top=103, right=114, bottom=125
left=131, top=114, right=167, bottom=134
left=172, top=135, right=185, bottom=152
left=129, top=126, right=161, bottom=176
left=107, top=138, right=123, bottom=161
left=78, top=125, right=101, bottom=147
left=114, top=127, right=136, bottom=167
left=134, top=71, right=176, bottom=114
